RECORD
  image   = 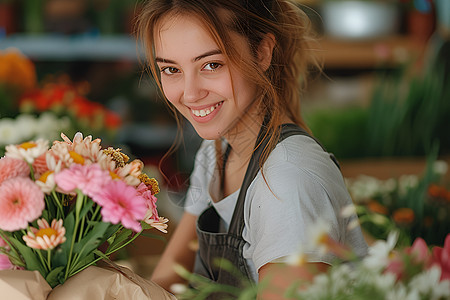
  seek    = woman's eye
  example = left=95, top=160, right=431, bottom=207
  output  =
left=203, top=62, right=221, bottom=71
left=161, top=67, right=179, bottom=75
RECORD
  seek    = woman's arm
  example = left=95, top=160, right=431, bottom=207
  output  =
left=257, top=262, right=329, bottom=299
left=151, top=211, right=198, bottom=291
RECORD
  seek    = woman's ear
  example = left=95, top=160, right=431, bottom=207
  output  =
left=257, top=33, right=276, bottom=72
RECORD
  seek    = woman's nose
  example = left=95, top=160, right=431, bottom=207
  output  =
left=183, top=74, right=207, bottom=103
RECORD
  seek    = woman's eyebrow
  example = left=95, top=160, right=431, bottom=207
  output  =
left=155, top=49, right=222, bottom=64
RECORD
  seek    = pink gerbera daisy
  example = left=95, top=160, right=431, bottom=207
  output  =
left=93, top=180, right=147, bottom=232
left=0, top=177, right=45, bottom=231
left=22, top=219, right=66, bottom=250
left=54, top=163, right=110, bottom=198
left=0, top=156, right=29, bottom=185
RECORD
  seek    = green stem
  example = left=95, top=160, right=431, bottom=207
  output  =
left=47, top=249, right=52, bottom=270
left=36, top=249, right=49, bottom=273
left=51, top=190, right=65, bottom=220
left=64, top=191, right=83, bottom=280
left=91, top=205, right=101, bottom=223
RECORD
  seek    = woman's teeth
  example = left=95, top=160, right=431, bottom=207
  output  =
left=191, top=102, right=221, bottom=117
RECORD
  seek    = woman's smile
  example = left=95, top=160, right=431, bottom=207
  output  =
left=189, top=101, right=223, bottom=123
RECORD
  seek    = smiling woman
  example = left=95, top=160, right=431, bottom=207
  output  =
left=135, top=1, right=369, bottom=299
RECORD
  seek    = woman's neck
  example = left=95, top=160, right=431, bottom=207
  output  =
left=223, top=110, right=263, bottom=166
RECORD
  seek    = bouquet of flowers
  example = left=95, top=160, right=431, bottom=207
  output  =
left=0, top=132, right=168, bottom=288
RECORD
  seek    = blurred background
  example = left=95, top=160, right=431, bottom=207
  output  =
left=1, top=0, right=449, bottom=278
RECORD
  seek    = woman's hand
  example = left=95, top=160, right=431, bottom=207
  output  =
left=257, top=261, right=329, bottom=299
left=151, top=212, right=198, bottom=292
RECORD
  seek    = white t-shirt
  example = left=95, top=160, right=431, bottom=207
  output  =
left=184, top=135, right=368, bottom=282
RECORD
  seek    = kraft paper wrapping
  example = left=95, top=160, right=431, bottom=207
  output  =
left=0, top=263, right=177, bottom=300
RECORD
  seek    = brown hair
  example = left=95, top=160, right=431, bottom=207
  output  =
left=135, top=0, right=320, bottom=174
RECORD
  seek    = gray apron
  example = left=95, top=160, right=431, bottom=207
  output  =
left=192, top=123, right=339, bottom=297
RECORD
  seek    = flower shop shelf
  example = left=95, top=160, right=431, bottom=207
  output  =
left=0, top=34, right=142, bottom=61
left=318, top=35, right=425, bottom=69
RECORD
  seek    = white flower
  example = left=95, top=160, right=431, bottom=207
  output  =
left=15, top=114, right=38, bottom=140
left=363, top=231, right=398, bottom=270
left=433, top=160, right=448, bottom=176
left=0, top=118, right=23, bottom=146
left=308, top=219, right=332, bottom=254
left=408, top=266, right=450, bottom=300
left=170, top=283, right=188, bottom=295
left=5, top=139, right=49, bottom=164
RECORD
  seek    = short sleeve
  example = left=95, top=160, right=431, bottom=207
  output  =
left=242, top=135, right=366, bottom=272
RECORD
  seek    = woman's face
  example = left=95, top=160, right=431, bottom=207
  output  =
left=154, top=14, right=260, bottom=140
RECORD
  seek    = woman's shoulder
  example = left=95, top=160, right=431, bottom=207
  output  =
left=264, top=134, right=339, bottom=175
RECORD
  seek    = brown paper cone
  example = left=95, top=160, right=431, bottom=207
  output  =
left=0, top=270, right=52, bottom=300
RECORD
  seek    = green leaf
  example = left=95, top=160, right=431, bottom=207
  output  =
left=106, top=228, right=133, bottom=253
left=78, top=200, right=94, bottom=219
left=93, top=249, right=110, bottom=261
left=71, top=253, right=96, bottom=271
left=60, top=212, right=75, bottom=254
left=9, top=237, right=46, bottom=277
left=45, top=266, right=65, bottom=288
left=73, top=221, right=111, bottom=257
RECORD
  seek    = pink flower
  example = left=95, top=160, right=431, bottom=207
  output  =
left=386, top=237, right=432, bottom=281
left=0, top=156, right=29, bottom=185
left=54, top=163, right=110, bottom=198
left=432, top=234, right=450, bottom=281
left=0, top=236, right=13, bottom=270
left=0, top=177, right=45, bottom=231
left=407, top=237, right=431, bottom=265
left=93, top=180, right=147, bottom=232
left=32, top=153, right=49, bottom=179
left=22, top=219, right=66, bottom=250
left=0, top=253, right=13, bottom=270
left=136, top=182, right=159, bottom=221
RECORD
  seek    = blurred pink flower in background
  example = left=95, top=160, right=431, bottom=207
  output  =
left=0, top=177, right=44, bottom=231
left=0, top=236, right=13, bottom=270
left=432, top=234, right=450, bottom=280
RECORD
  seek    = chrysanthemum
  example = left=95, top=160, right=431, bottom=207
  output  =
left=54, top=163, right=110, bottom=198
left=110, top=159, right=143, bottom=186
left=94, top=180, right=147, bottom=232
left=5, top=139, right=49, bottom=164
left=0, top=156, right=29, bottom=185
left=0, top=177, right=45, bottom=231
left=51, top=132, right=108, bottom=167
left=22, top=219, right=66, bottom=250
left=136, top=182, right=159, bottom=222
left=145, top=216, right=169, bottom=234
left=32, top=153, right=49, bottom=179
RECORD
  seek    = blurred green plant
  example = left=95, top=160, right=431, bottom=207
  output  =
left=365, top=62, right=450, bottom=157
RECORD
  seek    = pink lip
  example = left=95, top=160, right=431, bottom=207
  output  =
left=189, top=101, right=223, bottom=124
